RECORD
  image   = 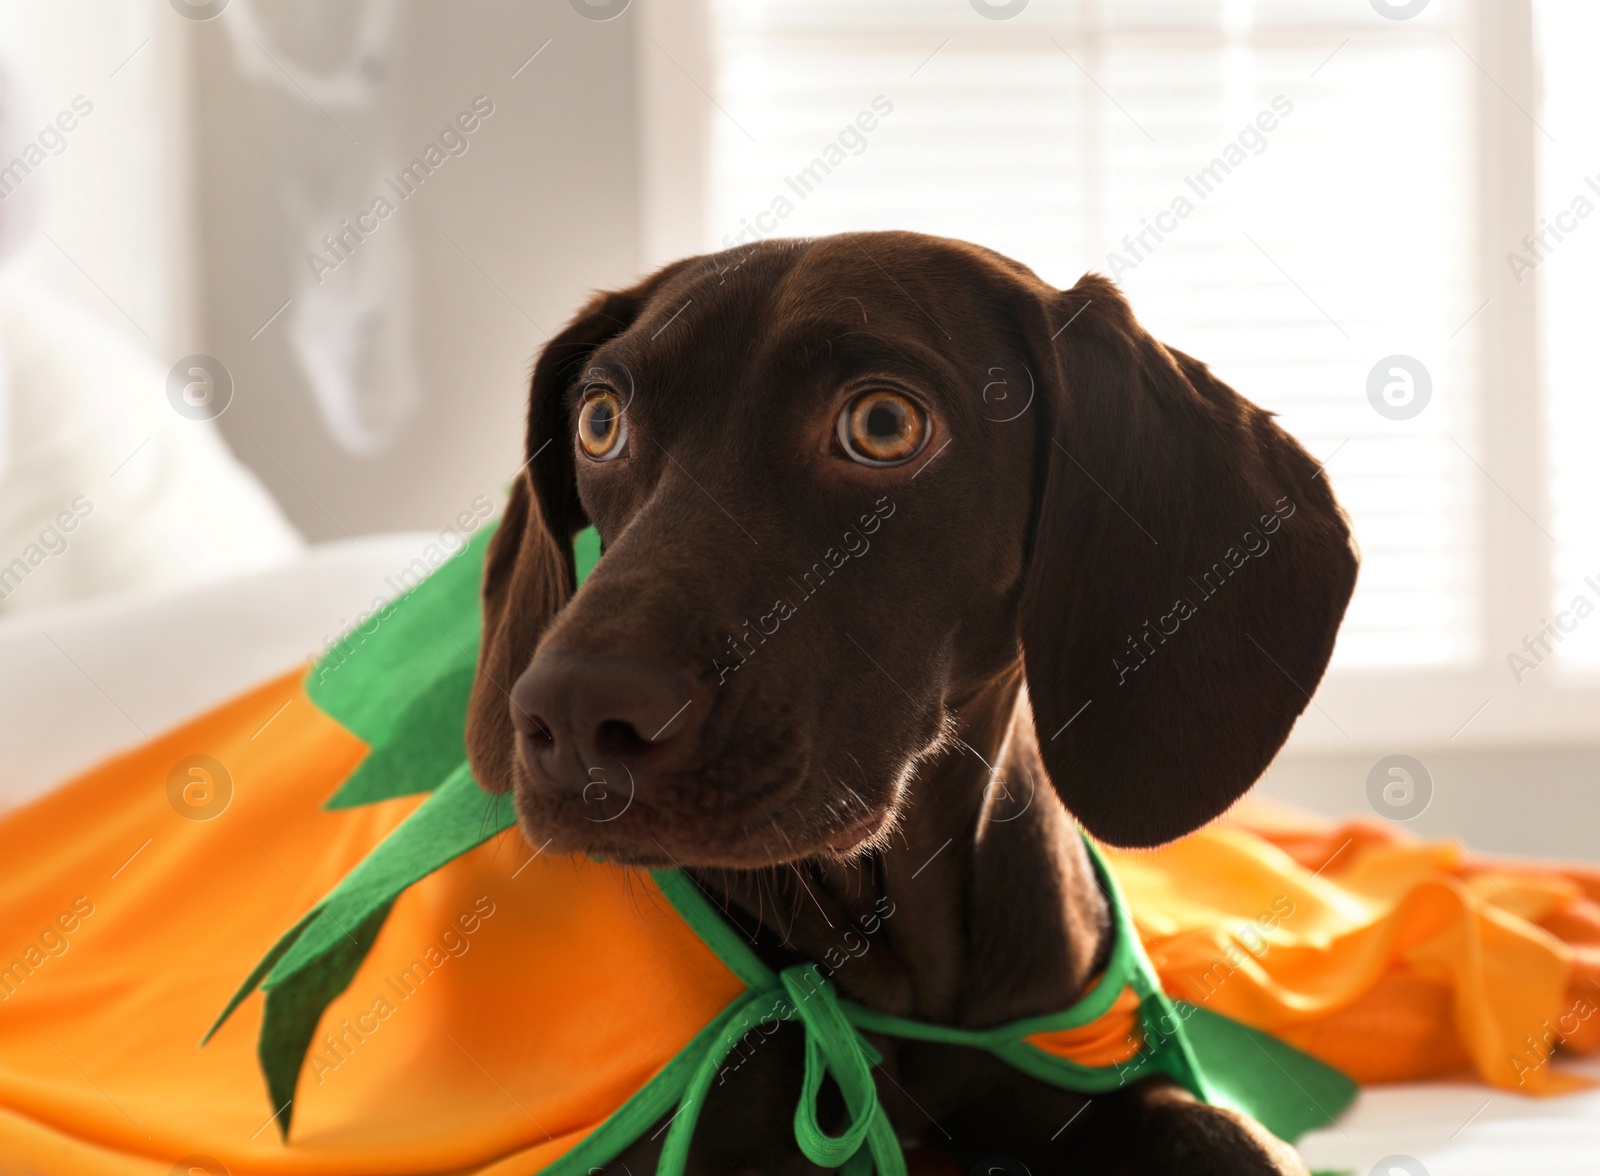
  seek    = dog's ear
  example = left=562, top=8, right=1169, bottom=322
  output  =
left=1017, top=274, right=1358, bottom=847
left=466, top=272, right=682, bottom=794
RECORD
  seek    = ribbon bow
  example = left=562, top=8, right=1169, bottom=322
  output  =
left=654, top=964, right=905, bottom=1176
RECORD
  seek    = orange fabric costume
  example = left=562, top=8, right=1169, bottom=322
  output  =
left=0, top=668, right=1595, bottom=1173
left=1115, top=801, right=1600, bottom=1091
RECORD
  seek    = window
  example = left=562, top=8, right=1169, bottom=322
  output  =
left=1536, top=0, right=1600, bottom=669
left=707, top=0, right=1481, bottom=670
left=666, top=0, right=1600, bottom=745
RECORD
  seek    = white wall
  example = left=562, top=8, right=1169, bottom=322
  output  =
left=2, top=0, right=647, bottom=542
left=193, top=0, right=644, bottom=539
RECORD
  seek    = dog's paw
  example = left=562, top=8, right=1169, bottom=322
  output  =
left=1124, top=1083, right=1309, bottom=1176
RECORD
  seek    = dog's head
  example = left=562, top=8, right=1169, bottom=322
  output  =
left=465, top=232, right=1357, bottom=868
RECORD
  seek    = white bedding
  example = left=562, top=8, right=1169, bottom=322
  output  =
left=2, top=540, right=1596, bottom=1171
left=0, top=533, right=429, bottom=807
left=1296, top=1059, right=1600, bottom=1174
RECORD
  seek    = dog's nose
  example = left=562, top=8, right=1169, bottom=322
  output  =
left=509, top=652, right=697, bottom=792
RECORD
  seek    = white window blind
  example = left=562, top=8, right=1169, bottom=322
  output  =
left=706, top=0, right=1483, bottom=670
left=1535, top=0, right=1600, bottom=669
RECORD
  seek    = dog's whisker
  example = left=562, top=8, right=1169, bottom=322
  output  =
left=768, top=854, right=801, bottom=946
left=625, top=864, right=664, bottom=929
left=743, top=868, right=772, bottom=943
left=477, top=791, right=498, bottom=841
left=653, top=838, right=761, bottom=946
left=754, top=871, right=771, bottom=941
left=789, top=861, right=833, bottom=931
left=782, top=878, right=802, bottom=945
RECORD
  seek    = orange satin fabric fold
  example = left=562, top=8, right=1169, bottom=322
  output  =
left=1105, top=799, right=1599, bottom=1094
left=1025, top=986, right=1143, bottom=1069
left=3, top=672, right=1598, bottom=1175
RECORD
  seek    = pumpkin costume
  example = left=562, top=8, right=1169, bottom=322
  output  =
left=1, top=525, right=1595, bottom=1174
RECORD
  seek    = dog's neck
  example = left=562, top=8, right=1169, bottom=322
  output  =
left=698, top=667, right=1110, bottom=1028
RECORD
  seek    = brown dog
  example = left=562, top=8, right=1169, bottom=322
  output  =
left=465, top=231, right=1357, bottom=1174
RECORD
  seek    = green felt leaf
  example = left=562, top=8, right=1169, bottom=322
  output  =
left=259, top=900, right=396, bottom=1137
left=204, top=766, right=510, bottom=1042
left=573, top=523, right=601, bottom=581
left=208, top=525, right=607, bottom=1136
left=201, top=904, right=322, bottom=1047
left=1180, top=1003, right=1359, bottom=1144
left=314, top=522, right=603, bottom=810
left=323, top=664, right=476, bottom=808
left=237, top=763, right=518, bottom=1136
left=266, top=762, right=516, bottom=990
left=306, top=525, right=493, bottom=750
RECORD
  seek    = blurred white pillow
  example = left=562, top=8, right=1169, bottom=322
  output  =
left=0, top=269, right=303, bottom=612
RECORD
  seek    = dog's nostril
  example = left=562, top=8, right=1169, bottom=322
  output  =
left=512, top=704, right=555, bottom=751
left=594, top=719, right=652, bottom=759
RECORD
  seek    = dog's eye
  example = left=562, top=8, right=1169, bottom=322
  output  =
left=577, top=390, right=628, bottom=461
left=837, top=390, right=928, bottom=466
